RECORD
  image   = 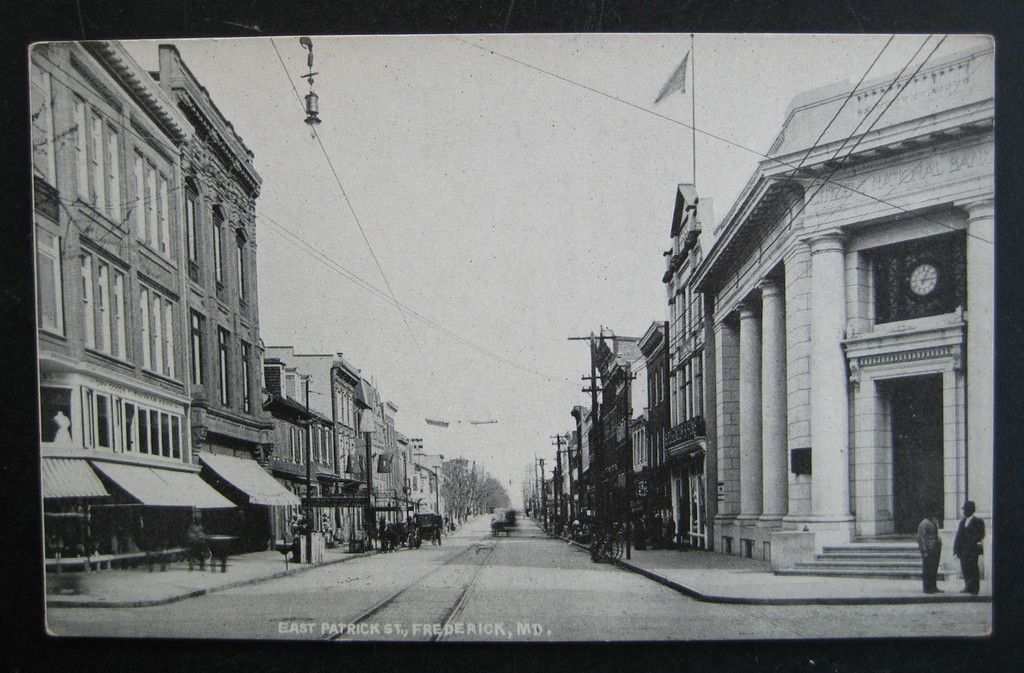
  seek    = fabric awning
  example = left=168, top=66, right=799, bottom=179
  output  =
left=91, top=461, right=235, bottom=508
left=42, top=458, right=109, bottom=499
left=199, top=453, right=300, bottom=507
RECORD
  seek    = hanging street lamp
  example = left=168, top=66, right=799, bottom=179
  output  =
left=299, top=37, right=321, bottom=127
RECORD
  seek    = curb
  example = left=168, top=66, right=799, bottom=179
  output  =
left=47, top=549, right=380, bottom=609
left=535, top=521, right=992, bottom=606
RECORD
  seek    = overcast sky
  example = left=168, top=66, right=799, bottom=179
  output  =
left=124, top=34, right=986, bottom=507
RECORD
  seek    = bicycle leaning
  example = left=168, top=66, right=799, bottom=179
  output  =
left=589, top=521, right=625, bottom=563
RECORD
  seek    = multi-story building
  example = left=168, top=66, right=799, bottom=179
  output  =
left=152, top=46, right=279, bottom=538
left=34, top=42, right=247, bottom=564
left=663, top=185, right=716, bottom=550
left=571, top=405, right=592, bottom=516
left=262, top=358, right=344, bottom=545
left=638, top=321, right=673, bottom=529
left=264, top=347, right=364, bottom=540
left=694, top=45, right=993, bottom=577
left=353, top=377, right=404, bottom=531
left=593, top=334, right=642, bottom=521
left=412, top=447, right=444, bottom=515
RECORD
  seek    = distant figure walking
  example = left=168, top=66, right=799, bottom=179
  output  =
left=916, top=515, right=942, bottom=593
left=953, top=500, right=985, bottom=595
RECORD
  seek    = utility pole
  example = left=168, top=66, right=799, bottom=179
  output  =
left=358, top=407, right=375, bottom=550
left=536, top=454, right=544, bottom=516
left=623, top=369, right=636, bottom=561
left=538, top=457, right=547, bottom=530
left=571, top=407, right=585, bottom=517
left=553, top=433, right=575, bottom=524
left=551, top=435, right=564, bottom=528
left=304, top=377, right=314, bottom=562
left=569, top=331, right=604, bottom=520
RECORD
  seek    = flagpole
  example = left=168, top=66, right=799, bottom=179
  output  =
left=690, top=33, right=697, bottom=187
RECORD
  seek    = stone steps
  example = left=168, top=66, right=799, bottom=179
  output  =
left=817, top=552, right=922, bottom=561
left=780, top=541, right=946, bottom=580
left=778, top=567, right=949, bottom=580
left=799, top=559, right=925, bottom=570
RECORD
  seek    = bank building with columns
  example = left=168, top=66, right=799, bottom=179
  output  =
left=692, top=44, right=993, bottom=580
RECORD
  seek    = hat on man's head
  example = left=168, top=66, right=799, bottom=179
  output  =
left=963, top=500, right=976, bottom=515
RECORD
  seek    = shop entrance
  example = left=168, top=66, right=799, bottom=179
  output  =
left=687, top=466, right=707, bottom=549
left=888, top=374, right=944, bottom=534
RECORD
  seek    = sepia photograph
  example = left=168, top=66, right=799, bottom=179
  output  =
left=29, top=31, right=993, bottom=642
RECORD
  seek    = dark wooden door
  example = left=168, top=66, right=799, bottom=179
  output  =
left=890, top=375, right=944, bottom=534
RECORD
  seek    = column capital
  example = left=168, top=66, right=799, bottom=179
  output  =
left=958, top=198, right=994, bottom=220
left=802, top=229, right=846, bottom=255
left=738, top=301, right=760, bottom=321
left=782, top=239, right=810, bottom=263
left=758, top=277, right=783, bottom=298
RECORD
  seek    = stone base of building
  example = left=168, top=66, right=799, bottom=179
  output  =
left=716, top=516, right=782, bottom=563
left=765, top=517, right=854, bottom=570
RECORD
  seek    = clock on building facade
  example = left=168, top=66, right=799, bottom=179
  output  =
left=908, top=262, right=939, bottom=296
left=870, top=231, right=966, bottom=324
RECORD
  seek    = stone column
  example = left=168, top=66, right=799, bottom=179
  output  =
left=808, top=232, right=852, bottom=523
left=737, top=302, right=763, bottom=522
left=783, top=242, right=812, bottom=519
left=759, top=279, right=788, bottom=525
left=964, top=199, right=993, bottom=520
left=714, top=319, right=740, bottom=519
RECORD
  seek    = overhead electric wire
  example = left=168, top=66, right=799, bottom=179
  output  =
left=452, top=36, right=992, bottom=246
left=257, top=209, right=569, bottom=383
left=267, top=38, right=428, bottom=364
left=660, top=34, right=957, bottom=357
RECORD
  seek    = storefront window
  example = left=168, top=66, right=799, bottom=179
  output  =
left=171, top=416, right=182, bottom=459
left=95, top=394, right=111, bottom=448
left=138, top=407, right=150, bottom=454
left=123, top=403, right=137, bottom=453
left=40, top=387, right=73, bottom=444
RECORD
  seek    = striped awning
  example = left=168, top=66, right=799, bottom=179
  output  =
left=41, top=459, right=109, bottom=499
left=199, top=453, right=300, bottom=507
left=91, top=461, right=235, bottom=509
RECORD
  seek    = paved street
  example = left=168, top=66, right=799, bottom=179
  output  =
left=47, top=516, right=990, bottom=641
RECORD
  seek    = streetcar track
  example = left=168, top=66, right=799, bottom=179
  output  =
left=430, top=540, right=498, bottom=642
left=322, top=534, right=501, bottom=641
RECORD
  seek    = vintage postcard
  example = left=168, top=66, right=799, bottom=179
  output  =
left=32, top=33, right=992, bottom=640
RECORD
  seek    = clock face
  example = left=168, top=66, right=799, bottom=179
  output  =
left=908, top=263, right=939, bottom=296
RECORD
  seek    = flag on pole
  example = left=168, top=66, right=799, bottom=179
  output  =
left=654, top=52, right=690, bottom=104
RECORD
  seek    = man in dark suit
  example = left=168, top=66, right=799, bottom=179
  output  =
left=952, top=500, right=985, bottom=595
left=916, top=515, right=942, bottom=593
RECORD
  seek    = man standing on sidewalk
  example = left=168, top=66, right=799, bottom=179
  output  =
left=916, top=515, right=942, bottom=593
left=953, top=500, right=985, bottom=595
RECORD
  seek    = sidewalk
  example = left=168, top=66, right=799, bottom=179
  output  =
left=46, top=546, right=375, bottom=608
left=540, top=521, right=992, bottom=605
